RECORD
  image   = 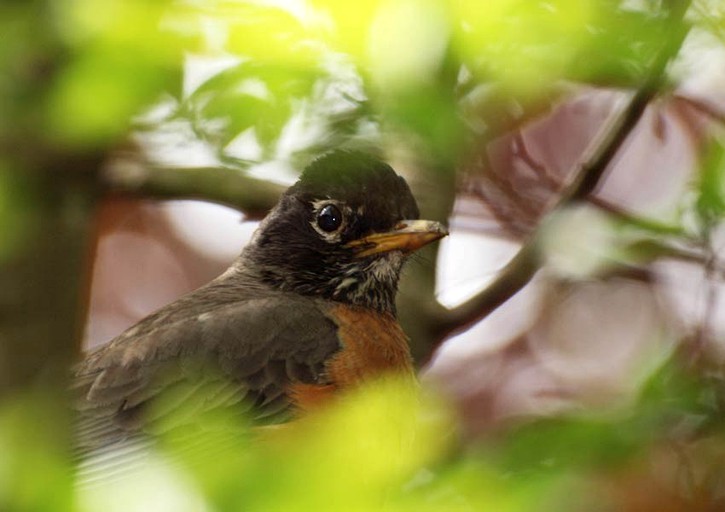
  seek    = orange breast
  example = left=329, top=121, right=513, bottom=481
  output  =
left=324, top=304, right=414, bottom=386
left=290, top=304, right=414, bottom=412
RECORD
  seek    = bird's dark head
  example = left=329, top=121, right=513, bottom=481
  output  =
left=243, top=151, right=447, bottom=315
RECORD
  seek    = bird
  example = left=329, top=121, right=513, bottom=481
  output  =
left=72, top=150, right=448, bottom=455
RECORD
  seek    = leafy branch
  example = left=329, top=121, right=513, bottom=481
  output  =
left=427, top=0, right=694, bottom=342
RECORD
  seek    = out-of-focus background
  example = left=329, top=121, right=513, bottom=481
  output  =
left=2, top=0, right=725, bottom=510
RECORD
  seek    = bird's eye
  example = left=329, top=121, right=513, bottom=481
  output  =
left=317, top=204, right=343, bottom=232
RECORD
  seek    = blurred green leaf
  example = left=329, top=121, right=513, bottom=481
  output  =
left=225, top=7, right=319, bottom=65
left=0, top=395, right=73, bottom=512
left=450, top=0, right=595, bottom=96
left=488, top=418, right=647, bottom=475
left=696, top=141, right=725, bottom=224
left=46, top=45, right=177, bottom=147
left=168, top=2, right=320, bottom=64
left=366, top=0, right=450, bottom=88
left=449, top=0, right=679, bottom=95
left=15, top=359, right=725, bottom=511
left=312, top=0, right=384, bottom=63
left=379, top=83, right=464, bottom=165
left=187, top=61, right=324, bottom=149
left=568, top=6, right=673, bottom=87
left=45, top=0, right=182, bottom=148
left=148, top=375, right=451, bottom=512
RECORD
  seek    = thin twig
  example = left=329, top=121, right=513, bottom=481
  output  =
left=677, top=95, right=725, bottom=126
left=512, top=132, right=562, bottom=191
left=586, top=195, right=687, bottom=236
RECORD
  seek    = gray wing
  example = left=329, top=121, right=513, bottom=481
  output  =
left=72, top=292, right=340, bottom=454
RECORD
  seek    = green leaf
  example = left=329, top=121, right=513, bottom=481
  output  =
left=187, top=62, right=323, bottom=148
left=697, top=141, right=725, bottom=223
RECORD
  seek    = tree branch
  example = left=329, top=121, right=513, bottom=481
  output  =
left=104, top=160, right=285, bottom=219
left=431, top=0, right=693, bottom=340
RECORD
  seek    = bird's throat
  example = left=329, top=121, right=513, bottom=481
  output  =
left=330, top=253, right=404, bottom=315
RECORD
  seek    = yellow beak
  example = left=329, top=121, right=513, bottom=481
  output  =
left=346, top=220, right=448, bottom=258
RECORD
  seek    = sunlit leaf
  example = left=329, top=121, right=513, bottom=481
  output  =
left=367, top=0, right=450, bottom=88
left=167, top=2, right=321, bottom=64
left=226, top=7, right=319, bottom=65
left=312, top=0, right=384, bottom=63
left=450, top=0, right=595, bottom=96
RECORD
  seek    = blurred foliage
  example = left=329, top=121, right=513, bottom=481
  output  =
left=0, top=393, right=73, bottom=512
left=0, top=0, right=695, bottom=165
left=692, top=0, right=725, bottom=42
left=45, top=0, right=183, bottom=148
left=2, top=365, right=724, bottom=511
left=0, top=0, right=713, bottom=163
left=185, top=62, right=324, bottom=150
left=696, top=140, right=725, bottom=227
left=97, top=0, right=697, bottom=170
left=3, top=0, right=725, bottom=510
left=0, top=0, right=183, bottom=151
left=0, top=161, right=37, bottom=263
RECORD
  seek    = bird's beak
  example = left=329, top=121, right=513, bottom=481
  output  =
left=346, top=220, right=448, bottom=258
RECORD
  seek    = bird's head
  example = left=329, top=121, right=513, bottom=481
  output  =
left=243, top=151, right=447, bottom=314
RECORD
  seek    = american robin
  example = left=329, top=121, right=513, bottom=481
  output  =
left=73, top=150, right=447, bottom=452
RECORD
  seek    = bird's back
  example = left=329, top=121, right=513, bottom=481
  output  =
left=73, top=270, right=415, bottom=454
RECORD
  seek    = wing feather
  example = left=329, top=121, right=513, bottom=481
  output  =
left=73, top=291, right=340, bottom=455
